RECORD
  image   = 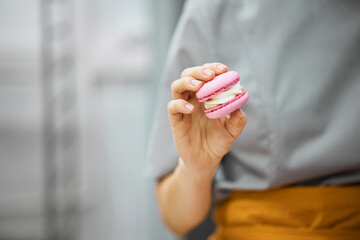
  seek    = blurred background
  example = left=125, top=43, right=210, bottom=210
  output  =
left=0, top=0, right=216, bottom=239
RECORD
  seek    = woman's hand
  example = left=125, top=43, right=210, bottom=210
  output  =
left=168, top=62, right=247, bottom=178
left=156, top=63, right=247, bottom=236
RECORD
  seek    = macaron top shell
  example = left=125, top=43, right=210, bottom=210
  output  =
left=196, top=71, right=240, bottom=102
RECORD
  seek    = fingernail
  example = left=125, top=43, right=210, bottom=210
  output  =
left=191, top=80, right=201, bottom=86
left=217, top=64, right=226, bottom=70
left=203, top=69, right=214, bottom=76
left=185, top=104, right=194, bottom=111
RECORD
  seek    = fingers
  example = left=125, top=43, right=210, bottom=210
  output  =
left=202, top=63, right=228, bottom=75
left=171, top=77, right=203, bottom=99
left=181, top=63, right=228, bottom=80
left=181, top=66, right=215, bottom=81
left=168, top=99, right=194, bottom=125
left=172, top=63, right=228, bottom=100
left=224, top=109, right=247, bottom=140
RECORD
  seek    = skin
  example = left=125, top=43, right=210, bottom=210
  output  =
left=156, top=62, right=247, bottom=236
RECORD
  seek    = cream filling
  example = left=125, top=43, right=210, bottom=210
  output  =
left=204, top=83, right=243, bottom=109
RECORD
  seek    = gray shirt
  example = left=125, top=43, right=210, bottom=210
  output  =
left=146, top=0, right=360, bottom=196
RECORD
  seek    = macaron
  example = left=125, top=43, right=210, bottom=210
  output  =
left=195, top=71, right=249, bottom=119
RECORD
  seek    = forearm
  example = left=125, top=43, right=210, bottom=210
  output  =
left=156, top=158, right=215, bottom=236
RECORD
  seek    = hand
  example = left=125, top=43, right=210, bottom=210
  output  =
left=168, top=63, right=247, bottom=177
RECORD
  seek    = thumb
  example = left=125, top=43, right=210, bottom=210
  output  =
left=224, top=109, right=247, bottom=140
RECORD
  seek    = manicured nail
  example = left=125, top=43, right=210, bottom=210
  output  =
left=203, top=69, right=214, bottom=76
left=191, top=80, right=201, bottom=86
left=217, top=64, right=226, bottom=70
left=185, top=104, right=194, bottom=111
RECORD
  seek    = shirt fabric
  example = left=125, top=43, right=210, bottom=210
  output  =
left=146, top=0, right=360, bottom=198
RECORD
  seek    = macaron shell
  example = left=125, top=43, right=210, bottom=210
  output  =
left=196, top=71, right=240, bottom=102
left=205, top=91, right=249, bottom=119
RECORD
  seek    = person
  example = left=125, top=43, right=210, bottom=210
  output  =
left=146, top=0, right=360, bottom=239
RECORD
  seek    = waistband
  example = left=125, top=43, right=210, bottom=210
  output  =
left=209, top=186, right=360, bottom=240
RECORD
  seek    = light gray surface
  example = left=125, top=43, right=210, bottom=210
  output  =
left=0, top=0, right=44, bottom=238
left=94, top=83, right=176, bottom=240
left=0, top=0, right=185, bottom=239
left=0, top=84, right=44, bottom=239
left=146, top=0, right=360, bottom=195
left=78, top=83, right=178, bottom=240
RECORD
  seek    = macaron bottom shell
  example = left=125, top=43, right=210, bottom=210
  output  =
left=204, top=91, right=249, bottom=119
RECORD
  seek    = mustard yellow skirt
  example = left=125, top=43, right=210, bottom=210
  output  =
left=209, top=186, right=360, bottom=240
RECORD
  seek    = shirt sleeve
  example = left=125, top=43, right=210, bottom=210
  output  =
left=145, top=0, right=216, bottom=180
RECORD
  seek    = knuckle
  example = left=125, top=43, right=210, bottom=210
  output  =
left=181, top=68, right=191, bottom=77
left=200, top=65, right=208, bottom=71
left=170, top=80, right=179, bottom=90
left=241, top=112, right=247, bottom=124
left=167, top=100, right=175, bottom=110
left=181, top=66, right=200, bottom=77
left=203, top=62, right=219, bottom=68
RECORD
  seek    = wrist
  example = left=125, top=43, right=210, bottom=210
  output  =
left=176, top=157, right=216, bottom=183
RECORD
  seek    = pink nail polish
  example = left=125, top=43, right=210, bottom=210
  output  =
left=217, top=64, right=226, bottom=70
left=191, top=80, right=201, bottom=86
left=185, top=104, right=194, bottom=111
left=203, top=69, right=214, bottom=76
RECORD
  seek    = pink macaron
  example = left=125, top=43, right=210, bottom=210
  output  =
left=195, top=71, right=249, bottom=119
